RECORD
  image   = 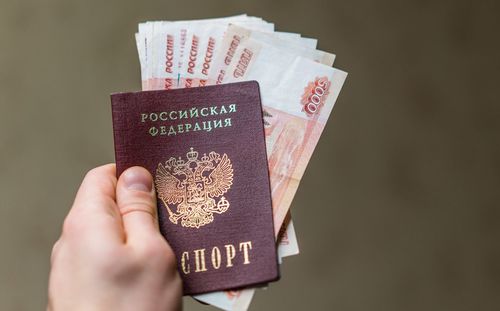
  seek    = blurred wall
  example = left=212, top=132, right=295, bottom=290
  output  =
left=0, top=0, right=499, bottom=310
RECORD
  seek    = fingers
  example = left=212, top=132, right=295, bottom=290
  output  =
left=65, top=164, right=124, bottom=243
left=116, top=166, right=160, bottom=245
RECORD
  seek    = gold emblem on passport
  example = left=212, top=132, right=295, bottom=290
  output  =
left=155, top=147, right=234, bottom=228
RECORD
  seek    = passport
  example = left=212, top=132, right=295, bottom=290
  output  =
left=110, top=81, right=280, bottom=295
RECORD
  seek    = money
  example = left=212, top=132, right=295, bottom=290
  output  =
left=137, top=15, right=274, bottom=90
left=277, top=212, right=299, bottom=260
left=222, top=37, right=346, bottom=234
left=194, top=288, right=255, bottom=311
left=134, top=15, right=347, bottom=311
left=208, top=24, right=335, bottom=85
left=199, top=39, right=346, bottom=310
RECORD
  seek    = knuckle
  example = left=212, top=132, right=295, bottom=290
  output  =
left=94, top=246, right=127, bottom=274
left=135, top=236, right=176, bottom=267
left=85, top=164, right=113, bottom=179
left=61, top=215, right=81, bottom=236
left=83, top=165, right=116, bottom=188
left=84, top=167, right=101, bottom=180
left=136, top=238, right=164, bottom=261
left=119, top=200, right=155, bottom=216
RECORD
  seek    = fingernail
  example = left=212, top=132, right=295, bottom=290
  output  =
left=122, top=167, right=153, bottom=192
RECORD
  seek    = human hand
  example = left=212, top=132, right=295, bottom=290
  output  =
left=47, top=164, right=182, bottom=311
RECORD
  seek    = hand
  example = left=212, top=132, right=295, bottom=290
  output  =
left=47, top=164, right=182, bottom=311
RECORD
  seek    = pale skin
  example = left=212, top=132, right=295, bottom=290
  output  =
left=47, top=164, right=183, bottom=311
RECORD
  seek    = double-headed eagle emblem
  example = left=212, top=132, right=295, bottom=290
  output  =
left=155, top=147, right=234, bottom=228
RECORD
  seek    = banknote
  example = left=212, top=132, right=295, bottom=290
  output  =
left=138, top=20, right=321, bottom=90
left=137, top=16, right=274, bottom=90
left=235, top=26, right=331, bottom=63
left=223, top=37, right=347, bottom=234
left=195, top=38, right=346, bottom=311
left=177, top=23, right=227, bottom=88
left=277, top=212, right=299, bottom=260
left=194, top=288, right=255, bottom=311
left=207, top=24, right=335, bottom=85
left=175, top=18, right=274, bottom=88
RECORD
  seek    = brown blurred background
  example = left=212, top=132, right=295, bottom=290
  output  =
left=1, top=0, right=499, bottom=310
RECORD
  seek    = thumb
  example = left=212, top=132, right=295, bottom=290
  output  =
left=116, top=166, right=159, bottom=244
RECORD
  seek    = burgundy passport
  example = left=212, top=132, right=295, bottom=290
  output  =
left=111, top=81, right=279, bottom=295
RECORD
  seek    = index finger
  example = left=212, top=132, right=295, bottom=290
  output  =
left=64, top=164, right=124, bottom=243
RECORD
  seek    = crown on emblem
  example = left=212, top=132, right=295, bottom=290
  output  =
left=186, top=147, right=198, bottom=162
left=176, top=157, right=185, bottom=165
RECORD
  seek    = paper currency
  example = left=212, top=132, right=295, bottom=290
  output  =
left=220, top=33, right=346, bottom=234
left=194, top=289, right=255, bottom=311
left=200, top=39, right=346, bottom=311
left=134, top=15, right=347, bottom=311
left=277, top=212, right=299, bottom=260
left=137, top=15, right=274, bottom=90
left=208, top=24, right=335, bottom=85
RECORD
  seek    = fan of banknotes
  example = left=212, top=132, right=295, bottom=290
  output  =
left=135, top=14, right=347, bottom=311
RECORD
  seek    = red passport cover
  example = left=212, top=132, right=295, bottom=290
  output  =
left=111, top=81, right=279, bottom=295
